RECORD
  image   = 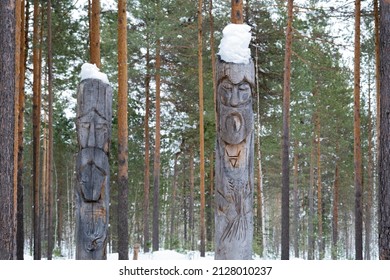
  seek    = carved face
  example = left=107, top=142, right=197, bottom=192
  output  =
left=219, top=79, right=251, bottom=108
left=78, top=111, right=110, bottom=152
left=217, top=64, right=254, bottom=173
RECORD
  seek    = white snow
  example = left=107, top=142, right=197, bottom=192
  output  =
left=80, top=63, right=110, bottom=84
left=217, top=23, right=252, bottom=64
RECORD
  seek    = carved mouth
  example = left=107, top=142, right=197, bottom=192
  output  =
left=226, top=113, right=243, bottom=133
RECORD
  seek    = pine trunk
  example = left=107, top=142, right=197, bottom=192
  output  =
left=281, top=0, right=294, bottom=260
left=17, top=0, right=28, bottom=260
left=315, top=111, right=323, bottom=259
left=365, top=87, right=373, bottom=260
left=0, top=0, right=17, bottom=260
left=189, top=150, right=195, bottom=250
left=117, top=0, right=129, bottom=260
left=379, top=0, right=390, bottom=259
left=293, top=141, right=299, bottom=258
left=354, top=0, right=363, bottom=260
left=152, top=39, right=162, bottom=252
left=231, top=0, right=244, bottom=24
left=143, top=44, right=151, bottom=253
left=374, top=0, right=380, bottom=155
left=198, top=0, right=206, bottom=257
left=32, top=0, right=41, bottom=260
left=90, top=0, right=100, bottom=68
left=332, top=145, right=340, bottom=260
left=169, top=152, right=180, bottom=249
left=307, top=136, right=315, bottom=260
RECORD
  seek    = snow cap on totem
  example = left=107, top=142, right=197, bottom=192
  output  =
left=217, top=23, right=252, bottom=65
left=80, top=63, right=110, bottom=85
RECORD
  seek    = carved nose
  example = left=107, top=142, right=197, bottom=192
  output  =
left=88, top=122, right=96, bottom=147
left=230, top=88, right=240, bottom=107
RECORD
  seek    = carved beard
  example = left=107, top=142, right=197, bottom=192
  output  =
left=77, top=148, right=109, bottom=202
left=218, top=102, right=253, bottom=145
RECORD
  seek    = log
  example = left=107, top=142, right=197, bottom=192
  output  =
left=215, top=57, right=255, bottom=259
left=75, top=78, right=112, bottom=260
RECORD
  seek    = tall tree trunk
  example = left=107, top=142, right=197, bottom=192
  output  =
left=354, top=0, right=363, bottom=260
left=0, top=0, right=19, bottom=260
left=332, top=143, right=340, bottom=260
left=152, top=39, right=162, bottom=252
left=374, top=0, right=380, bottom=158
left=17, top=0, right=28, bottom=260
left=255, top=44, right=264, bottom=258
left=32, top=0, right=42, bottom=260
left=47, top=0, right=54, bottom=260
left=117, top=0, right=129, bottom=260
left=189, top=150, right=195, bottom=250
left=209, top=0, right=217, bottom=131
left=365, top=83, right=373, bottom=260
left=281, top=0, right=294, bottom=260
left=293, top=141, right=299, bottom=258
left=231, top=0, right=244, bottom=24
left=143, top=44, right=151, bottom=253
left=169, top=152, right=181, bottom=249
left=90, top=0, right=100, bottom=68
left=315, top=110, right=323, bottom=259
left=307, top=135, right=315, bottom=260
left=198, top=0, right=206, bottom=257
left=379, top=0, right=390, bottom=259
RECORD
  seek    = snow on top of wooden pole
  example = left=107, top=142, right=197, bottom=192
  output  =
left=80, top=62, right=109, bottom=84
left=217, top=23, right=252, bottom=64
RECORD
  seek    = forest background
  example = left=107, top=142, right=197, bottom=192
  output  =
left=3, top=0, right=381, bottom=260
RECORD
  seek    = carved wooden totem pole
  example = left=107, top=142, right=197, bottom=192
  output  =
left=75, top=78, right=112, bottom=259
left=215, top=59, right=255, bottom=259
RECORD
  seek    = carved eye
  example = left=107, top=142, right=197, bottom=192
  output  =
left=81, top=123, right=90, bottom=129
left=238, top=82, right=251, bottom=102
left=220, top=80, right=234, bottom=105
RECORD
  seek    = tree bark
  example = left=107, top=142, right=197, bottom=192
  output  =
left=0, top=0, right=17, bottom=260
left=75, top=79, right=112, bottom=260
left=169, top=152, right=181, bottom=249
left=143, top=44, right=151, bottom=253
left=152, top=39, right=162, bottom=252
left=332, top=144, right=340, bottom=260
left=231, top=0, right=244, bottom=24
left=365, top=84, right=373, bottom=260
left=379, top=0, right=390, bottom=260
left=374, top=0, right=380, bottom=157
left=90, top=0, right=100, bottom=68
left=307, top=135, right=315, bottom=260
left=315, top=110, right=323, bottom=259
left=189, top=150, right=195, bottom=250
left=32, top=0, right=41, bottom=260
left=17, top=0, right=28, bottom=261
left=47, top=0, right=54, bottom=260
left=281, top=0, right=293, bottom=260
left=354, top=0, right=363, bottom=260
left=198, top=0, right=206, bottom=257
left=293, top=141, right=299, bottom=259
left=117, top=0, right=129, bottom=260
left=215, top=59, right=255, bottom=260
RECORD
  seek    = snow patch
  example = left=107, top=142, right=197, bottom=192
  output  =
left=217, top=23, right=252, bottom=64
left=80, top=63, right=110, bottom=85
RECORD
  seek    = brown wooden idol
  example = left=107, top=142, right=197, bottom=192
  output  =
left=75, top=79, right=112, bottom=260
left=215, top=57, right=255, bottom=259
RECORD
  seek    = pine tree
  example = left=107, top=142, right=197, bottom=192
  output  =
left=281, top=0, right=294, bottom=260
left=117, top=0, right=129, bottom=260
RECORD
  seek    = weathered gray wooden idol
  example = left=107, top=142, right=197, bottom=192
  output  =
left=215, top=57, right=255, bottom=259
left=75, top=78, right=112, bottom=260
